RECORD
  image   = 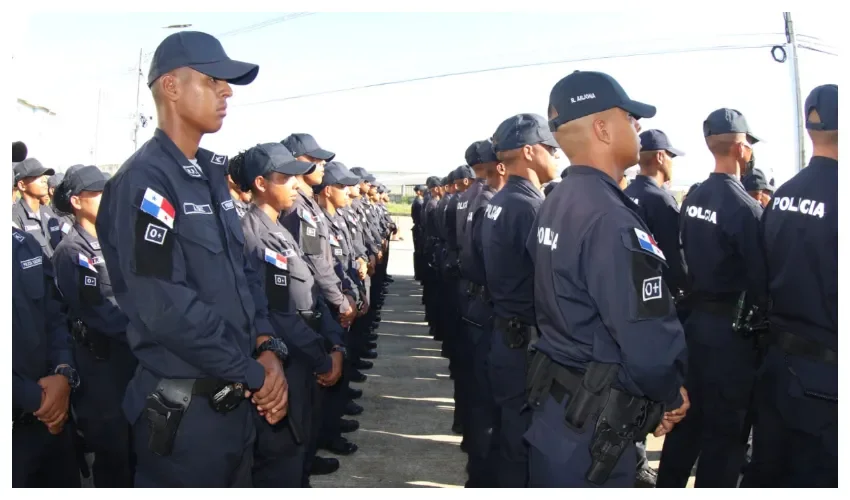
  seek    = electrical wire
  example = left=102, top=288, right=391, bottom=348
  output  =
left=217, top=13, right=314, bottom=38
left=798, top=44, right=838, bottom=57
left=235, top=42, right=778, bottom=107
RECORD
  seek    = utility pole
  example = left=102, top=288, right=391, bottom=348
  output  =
left=93, top=89, right=102, bottom=165
left=784, top=12, right=806, bottom=172
left=133, top=48, right=143, bottom=152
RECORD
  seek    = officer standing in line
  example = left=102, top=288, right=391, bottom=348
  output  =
left=482, top=113, right=559, bottom=488
left=233, top=142, right=343, bottom=486
left=95, top=31, right=289, bottom=487
left=13, top=213, right=81, bottom=487
left=47, top=172, right=64, bottom=206
left=741, top=168, right=775, bottom=209
left=225, top=151, right=253, bottom=218
left=525, top=71, right=689, bottom=487
left=742, top=84, right=838, bottom=488
left=315, top=161, right=368, bottom=425
left=657, top=108, right=766, bottom=488
left=13, top=158, right=58, bottom=257
left=279, top=134, right=360, bottom=459
left=411, top=185, right=425, bottom=280
left=51, top=166, right=137, bottom=487
left=422, top=176, right=443, bottom=338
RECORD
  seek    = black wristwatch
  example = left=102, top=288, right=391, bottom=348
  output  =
left=331, top=345, right=348, bottom=360
left=54, top=364, right=80, bottom=390
left=255, top=337, right=289, bottom=363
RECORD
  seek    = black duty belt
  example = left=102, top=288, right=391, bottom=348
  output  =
left=689, top=297, right=737, bottom=319
left=773, top=330, right=837, bottom=365
left=298, top=309, right=322, bottom=332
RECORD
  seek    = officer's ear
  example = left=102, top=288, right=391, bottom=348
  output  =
left=522, top=144, right=534, bottom=162
left=70, top=194, right=83, bottom=212
left=253, top=175, right=267, bottom=195
left=495, top=163, right=506, bottom=176
left=656, top=151, right=665, bottom=166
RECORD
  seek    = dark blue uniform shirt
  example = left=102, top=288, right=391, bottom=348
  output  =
left=95, top=129, right=269, bottom=422
left=624, top=175, right=688, bottom=295
left=13, top=226, right=74, bottom=413
left=13, top=198, right=57, bottom=258
left=761, top=156, right=837, bottom=344
left=680, top=172, right=765, bottom=303
left=527, top=166, right=686, bottom=407
left=460, top=186, right=493, bottom=286
left=482, top=176, right=544, bottom=324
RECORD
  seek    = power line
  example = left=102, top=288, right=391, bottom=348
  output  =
left=798, top=44, right=838, bottom=57
left=235, top=42, right=778, bottom=107
left=217, top=13, right=314, bottom=38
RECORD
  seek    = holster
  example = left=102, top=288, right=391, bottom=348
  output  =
left=494, top=317, right=537, bottom=350
left=70, top=319, right=110, bottom=361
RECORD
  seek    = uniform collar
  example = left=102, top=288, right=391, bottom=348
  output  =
left=633, top=174, right=660, bottom=188
left=320, top=206, right=342, bottom=230
left=74, top=223, right=102, bottom=252
left=809, top=156, right=837, bottom=169
left=17, top=197, right=43, bottom=221
left=506, top=175, right=544, bottom=199
left=566, top=165, right=633, bottom=203
left=249, top=203, right=281, bottom=235
left=152, top=128, right=226, bottom=181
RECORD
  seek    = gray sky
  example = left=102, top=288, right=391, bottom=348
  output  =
left=13, top=11, right=840, bottom=188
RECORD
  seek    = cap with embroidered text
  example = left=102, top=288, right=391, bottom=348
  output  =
left=549, top=70, right=656, bottom=132
left=703, top=108, right=760, bottom=144
left=147, top=31, right=259, bottom=88
left=465, top=139, right=498, bottom=167
left=282, top=133, right=335, bottom=162
left=804, top=84, right=837, bottom=131
left=640, top=129, right=684, bottom=157
left=14, top=158, right=55, bottom=183
left=493, top=113, right=559, bottom=153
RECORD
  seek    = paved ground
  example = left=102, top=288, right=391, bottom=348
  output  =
left=313, top=223, right=694, bottom=488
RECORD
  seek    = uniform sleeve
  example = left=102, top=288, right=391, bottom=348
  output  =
left=97, top=176, right=265, bottom=389
left=242, top=251, right=274, bottom=336
left=42, top=252, right=74, bottom=369
left=654, top=199, right=688, bottom=294
left=317, top=299, right=345, bottom=347
left=732, top=203, right=767, bottom=306
left=13, top=372, right=43, bottom=413
left=411, top=202, right=421, bottom=224
left=53, top=247, right=128, bottom=338
left=580, top=212, right=687, bottom=407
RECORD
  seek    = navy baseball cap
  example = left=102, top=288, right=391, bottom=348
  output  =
left=237, top=143, right=314, bottom=190
left=315, top=161, right=361, bottom=192
left=64, top=165, right=107, bottom=195
left=640, top=129, right=685, bottom=157
left=147, top=31, right=259, bottom=88
left=492, top=113, right=559, bottom=153
left=426, top=177, right=440, bottom=189
left=465, top=139, right=499, bottom=166
left=804, top=84, right=837, bottom=131
left=14, top=158, right=54, bottom=182
left=703, top=108, right=760, bottom=144
left=549, top=71, right=656, bottom=132
left=47, top=172, right=65, bottom=189
left=454, top=165, right=475, bottom=180
left=742, top=169, right=775, bottom=193
left=282, top=133, right=335, bottom=162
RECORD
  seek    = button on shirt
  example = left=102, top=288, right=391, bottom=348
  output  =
left=624, top=175, right=688, bottom=295
left=482, top=176, right=544, bottom=323
left=13, top=226, right=74, bottom=413
left=527, top=166, right=686, bottom=407
left=95, top=129, right=269, bottom=421
left=241, top=204, right=334, bottom=373
left=680, top=172, right=765, bottom=302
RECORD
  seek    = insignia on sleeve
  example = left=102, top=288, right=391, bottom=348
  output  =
left=13, top=232, right=25, bottom=243
left=222, top=199, right=235, bottom=211
left=634, top=228, right=665, bottom=261
left=642, top=276, right=663, bottom=301
left=78, top=253, right=98, bottom=273
left=329, top=234, right=341, bottom=247
left=264, top=248, right=288, bottom=270
left=84, top=276, right=97, bottom=287
left=300, top=208, right=318, bottom=228
left=140, top=188, right=176, bottom=229
left=144, top=223, right=168, bottom=245
left=21, top=256, right=42, bottom=269
left=274, top=275, right=288, bottom=287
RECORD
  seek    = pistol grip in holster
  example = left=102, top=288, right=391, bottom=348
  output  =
left=144, top=379, right=193, bottom=457
left=563, top=362, right=618, bottom=433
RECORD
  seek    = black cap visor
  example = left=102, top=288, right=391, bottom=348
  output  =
left=336, top=175, right=361, bottom=187
left=190, top=59, right=260, bottom=86
left=304, top=148, right=336, bottom=162
left=619, top=100, right=657, bottom=120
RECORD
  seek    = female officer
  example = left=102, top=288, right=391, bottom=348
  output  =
left=231, top=143, right=345, bottom=487
left=51, top=165, right=137, bottom=487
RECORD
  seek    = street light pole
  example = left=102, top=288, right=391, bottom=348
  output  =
left=133, top=48, right=143, bottom=152
left=784, top=12, right=806, bottom=172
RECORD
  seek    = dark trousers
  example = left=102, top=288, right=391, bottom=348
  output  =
left=657, top=311, right=755, bottom=488
left=465, top=321, right=499, bottom=487
left=13, top=422, right=81, bottom=488
left=740, top=348, right=837, bottom=487
left=132, top=397, right=255, bottom=487
left=73, top=339, right=137, bottom=487
left=525, top=393, right=636, bottom=487
left=318, top=370, right=349, bottom=447
left=253, top=357, right=313, bottom=488
left=489, top=325, right=531, bottom=487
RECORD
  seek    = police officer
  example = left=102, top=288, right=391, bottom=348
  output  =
left=741, top=84, right=838, bottom=487
left=13, top=173, right=81, bottom=487
left=657, top=108, right=766, bottom=488
left=232, top=142, right=345, bottom=486
left=51, top=166, right=137, bottom=487
left=411, top=185, right=425, bottom=280
left=421, top=176, right=443, bottom=337
left=95, top=31, right=289, bottom=487
left=482, top=113, right=559, bottom=487
left=525, top=70, right=689, bottom=487
left=741, top=168, right=774, bottom=209
left=13, top=158, right=58, bottom=257
left=226, top=150, right=253, bottom=218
